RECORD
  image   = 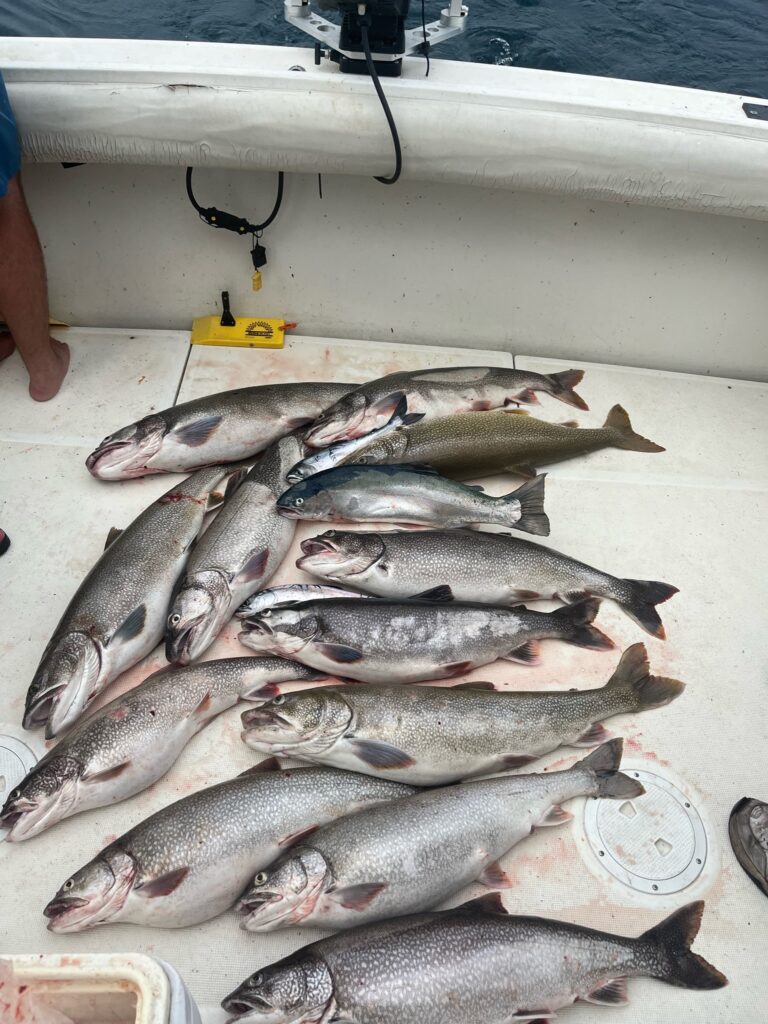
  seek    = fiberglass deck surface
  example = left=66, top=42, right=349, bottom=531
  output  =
left=0, top=329, right=766, bottom=1022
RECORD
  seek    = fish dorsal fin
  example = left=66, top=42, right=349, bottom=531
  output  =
left=455, top=892, right=509, bottom=916
left=240, top=756, right=281, bottom=775
left=103, top=526, right=123, bottom=550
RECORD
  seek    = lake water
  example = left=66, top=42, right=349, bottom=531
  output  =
left=1, top=0, right=765, bottom=98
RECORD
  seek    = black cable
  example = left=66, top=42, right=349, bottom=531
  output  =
left=421, top=0, right=431, bottom=77
left=185, top=167, right=285, bottom=233
left=359, top=22, right=402, bottom=185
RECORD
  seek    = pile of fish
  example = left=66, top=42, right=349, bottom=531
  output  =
left=3, top=363, right=730, bottom=1019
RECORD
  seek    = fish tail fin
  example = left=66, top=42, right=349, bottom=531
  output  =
left=620, top=579, right=679, bottom=638
left=546, top=369, right=588, bottom=410
left=577, top=738, right=645, bottom=798
left=641, top=902, right=727, bottom=990
left=552, top=597, right=614, bottom=651
left=504, top=474, right=549, bottom=536
left=603, top=405, right=664, bottom=453
left=604, top=643, right=686, bottom=711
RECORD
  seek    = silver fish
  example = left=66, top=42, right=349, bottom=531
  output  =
left=166, top=433, right=302, bottom=665
left=2, top=658, right=326, bottom=841
left=42, top=765, right=415, bottom=932
left=238, top=740, right=642, bottom=931
left=238, top=595, right=613, bottom=683
left=23, top=465, right=240, bottom=739
left=85, top=381, right=354, bottom=480
left=240, top=644, right=684, bottom=785
left=297, top=529, right=678, bottom=638
left=236, top=585, right=373, bottom=620
left=304, top=365, right=588, bottom=447
left=277, top=464, right=549, bottom=535
left=286, top=393, right=425, bottom=483
left=222, top=897, right=726, bottom=1024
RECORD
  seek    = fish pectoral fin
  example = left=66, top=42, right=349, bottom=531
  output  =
left=235, top=548, right=271, bottom=585
left=456, top=892, right=509, bottom=916
left=329, top=882, right=387, bottom=911
left=103, top=526, right=123, bottom=550
left=285, top=415, right=315, bottom=430
left=279, top=824, right=320, bottom=848
left=501, top=753, right=537, bottom=769
left=316, top=643, right=364, bottom=664
left=240, top=756, right=281, bottom=776
left=440, top=660, right=474, bottom=677
left=538, top=805, right=573, bottom=828
left=582, top=978, right=629, bottom=1006
left=349, top=738, right=416, bottom=770
left=505, top=464, right=538, bottom=479
left=502, top=640, right=541, bottom=665
left=82, top=761, right=131, bottom=783
left=135, top=866, right=190, bottom=898
left=572, top=722, right=611, bottom=747
left=191, top=691, right=214, bottom=721
left=479, top=859, right=514, bottom=889
left=453, top=680, right=496, bottom=691
left=370, top=391, right=407, bottom=419
left=112, top=604, right=147, bottom=644
left=205, top=490, right=225, bottom=512
left=409, top=584, right=454, bottom=603
left=174, top=415, right=223, bottom=447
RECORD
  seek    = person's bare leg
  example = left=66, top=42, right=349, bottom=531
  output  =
left=0, top=174, right=69, bottom=400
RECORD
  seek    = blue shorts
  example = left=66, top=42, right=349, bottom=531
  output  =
left=0, top=71, right=21, bottom=197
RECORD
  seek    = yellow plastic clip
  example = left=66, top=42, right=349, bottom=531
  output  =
left=252, top=270, right=263, bottom=291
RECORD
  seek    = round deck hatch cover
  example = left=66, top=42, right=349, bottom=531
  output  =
left=584, top=769, right=707, bottom=894
left=0, top=735, right=38, bottom=843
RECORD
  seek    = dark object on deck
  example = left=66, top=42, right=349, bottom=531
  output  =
left=729, top=797, right=768, bottom=897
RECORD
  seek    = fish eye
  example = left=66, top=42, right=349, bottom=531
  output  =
left=63, top=879, right=74, bottom=891
left=249, top=972, right=263, bottom=987
left=294, top=497, right=304, bottom=506
left=9, top=788, right=21, bottom=800
left=254, top=872, right=268, bottom=885
left=261, top=609, right=272, bottom=619
left=272, top=695, right=286, bottom=706
left=170, top=613, right=181, bottom=626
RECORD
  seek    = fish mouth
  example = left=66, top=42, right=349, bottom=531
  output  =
left=85, top=441, right=153, bottom=480
left=237, top=890, right=281, bottom=914
left=0, top=802, right=29, bottom=832
left=275, top=502, right=305, bottom=519
left=222, top=995, right=275, bottom=1023
left=299, top=537, right=337, bottom=557
left=241, top=708, right=288, bottom=730
left=23, top=686, right=64, bottom=730
left=44, top=895, right=90, bottom=918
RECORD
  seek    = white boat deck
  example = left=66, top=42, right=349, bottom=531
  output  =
left=0, top=329, right=766, bottom=1022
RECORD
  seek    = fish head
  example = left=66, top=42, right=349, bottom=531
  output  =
left=166, top=570, right=232, bottom=664
left=239, top=608, right=319, bottom=658
left=304, top=391, right=370, bottom=448
left=241, top=689, right=353, bottom=753
left=85, top=415, right=167, bottom=480
left=24, top=632, right=104, bottom=739
left=0, top=756, right=83, bottom=841
left=222, top=957, right=334, bottom=1024
left=238, top=848, right=330, bottom=931
left=297, top=530, right=384, bottom=578
left=44, top=848, right=136, bottom=933
left=275, top=477, right=335, bottom=521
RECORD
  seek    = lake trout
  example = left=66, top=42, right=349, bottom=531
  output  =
left=23, top=465, right=242, bottom=739
left=42, top=765, right=415, bottom=931
left=238, top=740, right=642, bottom=931
left=240, top=644, right=684, bottom=784
left=297, top=528, right=678, bottom=638
left=236, top=584, right=374, bottom=619
left=342, top=404, right=664, bottom=478
left=238, top=596, right=614, bottom=682
left=2, top=657, right=325, bottom=841
left=86, top=381, right=354, bottom=479
left=304, top=365, right=587, bottom=447
left=222, top=898, right=726, bottom=1024
left=166, top=433, right=302, bottom=665
left=277, top=464, right=549, bottom=534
